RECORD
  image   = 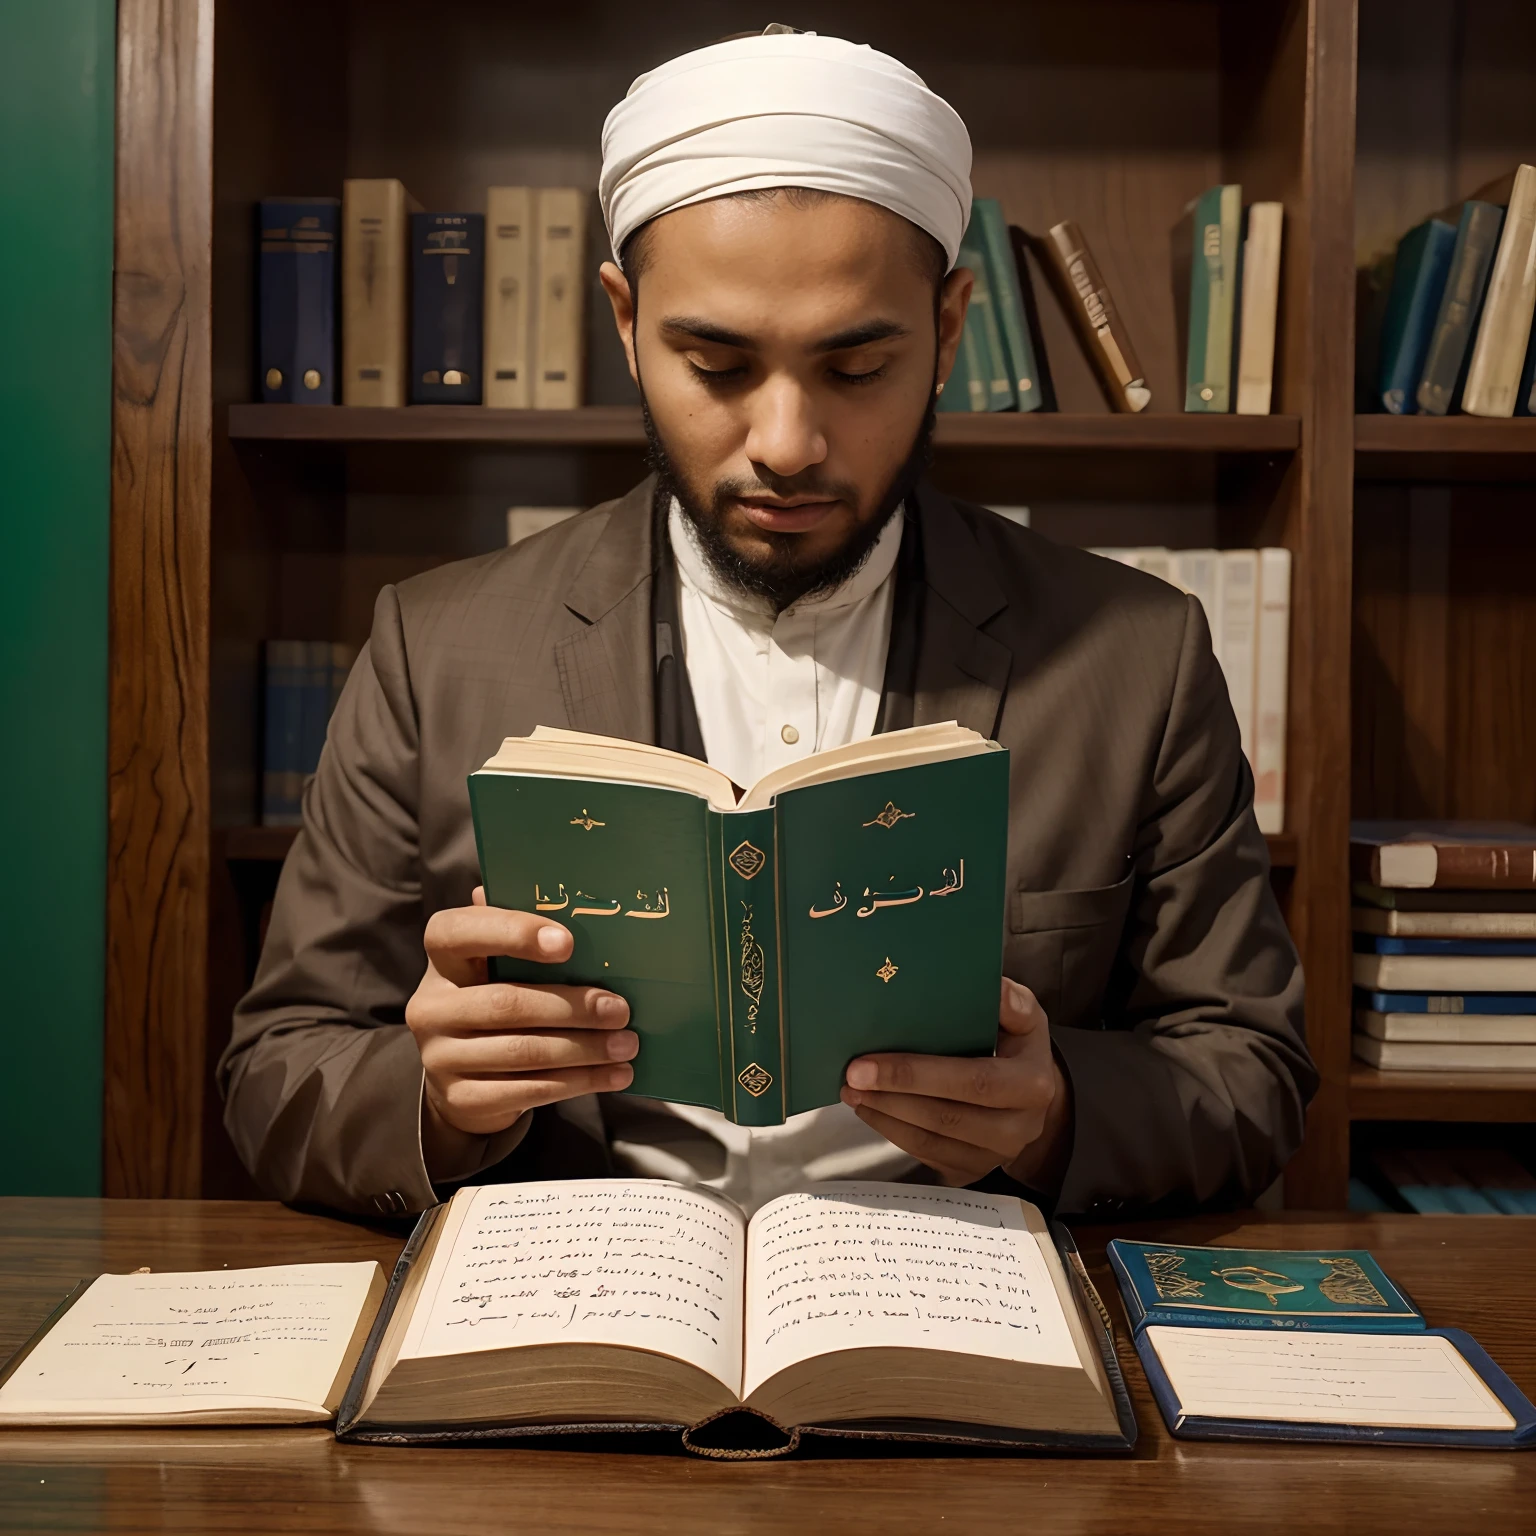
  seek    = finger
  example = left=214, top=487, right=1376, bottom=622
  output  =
left=998, top=978, right=1047, bottom=1038
left=422, top=1026, right=639, bottom=1078
left=430, top=1063, right=635, bottom=1135
left=841, top=1087, right=1038, bottom=1161
left=423, top=905, right=572, bottom=986
left=848, top=1102, right=992, bottom=1187
left=844, top=1051, right=1028, bottom=1108
left=409, top=980, right=629, bottom=1035
left=472, top=885, right=487, bottom=907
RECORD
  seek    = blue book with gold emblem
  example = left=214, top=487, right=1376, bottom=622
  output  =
left=1108, top=1240, right=1536, bottom=1448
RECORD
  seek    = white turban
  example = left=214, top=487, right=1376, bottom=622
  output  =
left=600, top=31, right=973, bottom=270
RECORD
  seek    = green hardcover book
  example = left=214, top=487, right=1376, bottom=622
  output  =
left=957, top=227, right=1016, bottom=411
left=468, top=724, right=1008, bottom=1124
left=1183, top=184, right=1243, bottom=412
left=971, top=198, right=1043, bottom=412
left=937, top=291, right=983, bottom=411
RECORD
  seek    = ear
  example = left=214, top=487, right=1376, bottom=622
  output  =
left=599, top=261, right=640, bottom=387
left=934, top=266, right=974, bottom=397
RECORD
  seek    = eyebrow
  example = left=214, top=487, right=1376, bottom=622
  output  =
left=658, top=316, right=913, bottom=353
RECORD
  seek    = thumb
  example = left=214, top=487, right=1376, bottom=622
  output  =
left=472, top=885, right=487, bottom=907
left=997, top=978, right=1047, bottom=1057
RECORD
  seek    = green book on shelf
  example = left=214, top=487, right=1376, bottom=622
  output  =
left=469, top=724, right=1008, bottom=1125
left=937, top=283, right=984, bottom=411
left=956, top=226, right=1016, bottom=411
left=970, top=198, right=1043, bottom=412
left=1183, top=184, right=1243, bottom=412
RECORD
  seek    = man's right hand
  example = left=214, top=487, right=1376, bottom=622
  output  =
left=406, top=887, right=638, bottom=1177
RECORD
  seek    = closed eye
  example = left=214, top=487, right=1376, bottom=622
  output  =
left=689, top=361, right=749, bottom=387
left=830, top=365, right=887, bottom=386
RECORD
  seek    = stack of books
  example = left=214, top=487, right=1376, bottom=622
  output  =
left=1361, top=163, right=1536, bottom=417
left=1091, top=547, right=1290, bottom=834
left=258, top=182, right=589, bottom=410
left=261, top=641, right=358, bottom=826
left=1351, top=821, right=1536, bottom=1071
left=1365, top=1146, right=1536, bottom=1216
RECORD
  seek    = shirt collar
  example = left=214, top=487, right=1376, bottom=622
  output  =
left=669, top=496, right=904, bottom=620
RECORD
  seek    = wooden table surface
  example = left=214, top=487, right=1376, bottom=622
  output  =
left=0, top=1200, right=1532, bottom=1534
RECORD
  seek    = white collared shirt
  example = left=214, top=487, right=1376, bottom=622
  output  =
left=603, top=499, right=921, bottom=1213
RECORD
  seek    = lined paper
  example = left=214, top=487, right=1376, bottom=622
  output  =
left=1147, top=1325, right=1515, bottom=1430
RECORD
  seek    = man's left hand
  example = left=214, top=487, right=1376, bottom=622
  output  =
left=840, top=978, right=1073, bottom=1191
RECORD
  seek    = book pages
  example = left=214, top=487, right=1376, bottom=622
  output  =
left=0, top=1263, right=380, bottom=1422
left=399, top=1181, right=746, bottom=1397
left=1147, top=1325, right=1515, bottom=1430
left=741, top=1184, right=1080, bottom=1400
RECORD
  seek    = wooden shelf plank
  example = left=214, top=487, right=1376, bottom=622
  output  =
left=227, top=404, right=1301, bottom=453
left=223, top=824, right=1299, bottom=869
left=1355, top=415, right=1536, bottom=479
left=1349, top=1065, right=1536, bottom=1122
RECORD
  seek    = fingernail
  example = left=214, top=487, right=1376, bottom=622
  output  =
left=537, top=925, right=568, bottom=956
left=595, top=993, right=628, bottom=1024
left=607, top=1031, right=638, bottom=1061
left=845, top=1061, right=876, bottom=1090
left=606, top=1065, right=634, bottom=1090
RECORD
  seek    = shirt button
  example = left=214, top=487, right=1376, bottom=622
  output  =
left=780, top=724, right=800, bottom=745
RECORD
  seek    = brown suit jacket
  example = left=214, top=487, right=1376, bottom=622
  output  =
left=221, top=478, right=1314, bottom=1221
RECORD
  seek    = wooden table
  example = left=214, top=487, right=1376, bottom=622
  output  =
left=1, top=1200, right=1532, bottom=1533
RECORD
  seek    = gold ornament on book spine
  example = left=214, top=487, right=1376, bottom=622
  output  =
left=1144, top=1251, right=1205, bottom=1301
left=737, top=1062, right=773, bottom=1098
left=1317, top=1256, right=1388, bottom=1307
left=875, top=957, right=899, bottom=984
left=863, top=801, right=916, bottom=830
left=738, top=901, right=765, bottom=1032
left=569, top=809, right=605, bottom=831
left=728, top=840, right=766, bottom=880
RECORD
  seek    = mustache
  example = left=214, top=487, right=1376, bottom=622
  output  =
left=714, top=471, right=860, bottom=505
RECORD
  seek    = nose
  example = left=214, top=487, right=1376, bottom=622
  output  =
left=742, top=373, right=828, bottom=481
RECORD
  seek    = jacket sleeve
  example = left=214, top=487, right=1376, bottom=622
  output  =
left=1049, top=594, right=1316, bottom=1217
left=218, top=586, right=525, bottom=1217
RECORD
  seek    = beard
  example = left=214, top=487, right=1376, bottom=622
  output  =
left=643, top=388, right=936, bottom=612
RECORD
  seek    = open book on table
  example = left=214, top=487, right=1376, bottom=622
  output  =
left=1108, top=1240, right=1536, bottom=1449
left=468, top=723, right=1008, bottom=1126
left=336, top=1179, right=1136, bottom=1455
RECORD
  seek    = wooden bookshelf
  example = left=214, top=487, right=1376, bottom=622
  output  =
left=1355, top=415, right=1536, bottom=481
left=105, top=0, right=1402, bottom=1205
left=1350, top=1068, right=1536, bottom=1124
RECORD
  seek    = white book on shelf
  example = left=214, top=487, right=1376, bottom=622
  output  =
left=532, top=189, right=588, bottom=410
left=484, top=187, right=536, bottom=409
left=1171, top=548, right=1220, bottom=630
left=1356, top=1009, right=1536, bottom=1045
left=1252, top=547, right=1291, bottom=834
left=1352, top=1034, right=1536, bottom=1071
left=1215, top=550, right=1259, bottom=766
left=1235, top=202, right=1283, bottom=416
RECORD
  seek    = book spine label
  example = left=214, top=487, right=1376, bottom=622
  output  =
left=485, top=187, right=535, bottom=408
left=410, top=213, right=485, bottom=404
left=716, top=807, right=786, bottom=1125
left=342, top=180, right=412, bottom=407
left=1462, top=164, right=1536, bottom=417
left=258, top=200, right=339, bottom=404
left=974, top=199, right=1042, bottom=411
left=1252, top=548, right=1291, bottom=835
left=532, top=189, right=588, bottom=410
left=1416, top=202, right=1503, bottom=415
left=958, top=230, right=1016, bottom=411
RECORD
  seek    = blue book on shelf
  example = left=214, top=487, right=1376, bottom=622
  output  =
left=298, top=641, right=332, bottom=778
left=1376, top=217, right=1456, bottom=414
left=1355, top=935, right=1536, bottom=957
left=261, top=641, right=307, bottom=826
left=410, top=213, right=485, bottom=404
left=1357, top=990, right=1536, bottom=1014
left=1107, top=1240, right=1536, bottom=1449
left=258, top=198, right=339, bottom=404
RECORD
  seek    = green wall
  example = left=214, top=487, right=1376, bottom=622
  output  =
left=0, top=0, right=115, bottom=1194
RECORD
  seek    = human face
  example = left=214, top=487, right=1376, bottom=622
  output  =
left=600, top=193, right=972, bottom=605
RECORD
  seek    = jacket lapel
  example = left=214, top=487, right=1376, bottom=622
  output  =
left=911, top=484, right=1013, bottom=738
left=552, top=477, right=658, bottom=745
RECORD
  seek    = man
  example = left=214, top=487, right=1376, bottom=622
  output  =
left=222, top=29, right=1313, bottom=1222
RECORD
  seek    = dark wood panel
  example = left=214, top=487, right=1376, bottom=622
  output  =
left=1356, top=416, right=1536, bottom=480
left=1, top=1202, right=1533, bottom=1531
left=107, top=0, right=216, bottom=1198
left=227, top=404, right=1302, bottom=452
left=1350, top=1067, right=1536, bottom=1121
